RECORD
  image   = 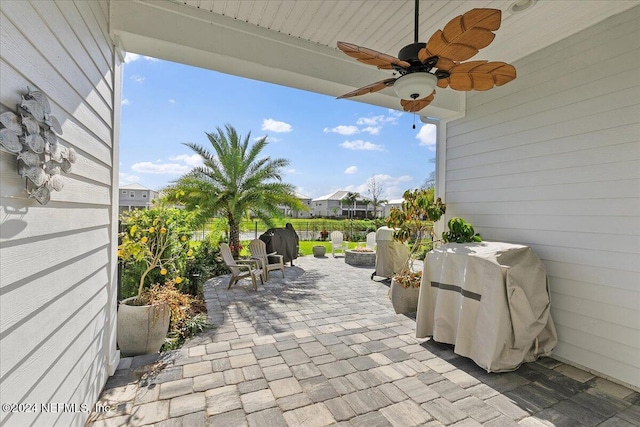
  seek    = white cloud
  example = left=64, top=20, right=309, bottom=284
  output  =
left=124, top=53, right=141, bottom=63
left=253, top=135, right=281, bottom=143
left=325, top=112, right=399, bottom=138
left=124, top=53, right=159, bottom=63
left=324, top=125, right=359, bottom=135
left=130, top=75, right=145, bottom=83
left=170, top=154, right=203, bottom=167
left=169, top=99, right=175, bottom=104
left=119, top=172, right=140, bottom=186
left=416, top=124, right=437, bottom=150
left=387, top=109, right=403, bottom=118
left=121, top=98, right=130, bottom=106
left=375, top=174, right=413, bottom=199
left=340, top=140, right=384, bottom=151
left=344, top=166, right=358, bottom=174
left=361, top=126, right=380, bottom=135
left=356, top=116, right=384, bottom=126
left=285, top=168, right=300, bottom=174
left=131, top=161, right=192, bottom=175
left=131, top=153, right=206, bottom=175
left=262, top=118, right=292, bottom=133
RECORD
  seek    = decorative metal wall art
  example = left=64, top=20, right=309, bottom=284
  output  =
left=0, top=87, right=76, bottom=205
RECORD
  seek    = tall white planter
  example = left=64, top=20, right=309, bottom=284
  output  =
left=390, top=278, right=420, bottom=314
left=117, top=297, right=170, bottom=357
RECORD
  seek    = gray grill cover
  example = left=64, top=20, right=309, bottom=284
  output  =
left=416, top=242, right=557, bottom=372
left=259, top=223, right=299, bottom=265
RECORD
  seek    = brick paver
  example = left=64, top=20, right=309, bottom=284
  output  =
left=88, top=256, right=639, bottom=426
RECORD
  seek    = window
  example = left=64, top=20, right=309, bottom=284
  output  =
left=121, top=190, right=127, bottom=194
left=142, top=194, right=147, bottom=198
left=130, top=191, right=135, bottom=198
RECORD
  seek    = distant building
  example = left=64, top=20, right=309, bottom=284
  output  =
left=119, top=183, right=159, bottom=213
left=312, top=190, right=347, bottom=217
left=280, top=192, right=312, bottom=218
left=383, top=198, right=404, bottom=218
left=311, top=191, right=374, bottom=218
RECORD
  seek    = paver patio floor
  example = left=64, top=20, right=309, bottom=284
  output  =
left=87, top=256, right=639, bottom=426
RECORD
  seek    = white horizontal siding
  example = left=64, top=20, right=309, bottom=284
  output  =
left=444, top=7, right=640, bottom=388
left=0, top=1, right=116, bottom=426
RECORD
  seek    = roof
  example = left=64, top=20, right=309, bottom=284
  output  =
left=120, top=183, right=157, bottom=191
left=386, top=199, right=404, bottom=205
left=312, top=190, right=350, bottom=202
left=113, top=1, right=638, bottom=120
left=295, top=191, right=311, bottom=200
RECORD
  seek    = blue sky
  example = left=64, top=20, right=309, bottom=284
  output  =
left=119, top=53, right=437, bottom=200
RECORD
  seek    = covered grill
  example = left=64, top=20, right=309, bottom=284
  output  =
left=259, top=223, right=299, bottom=266
left=371, top=226, right=409, bottom=280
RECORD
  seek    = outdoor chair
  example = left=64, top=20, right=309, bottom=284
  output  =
left=330, top=231, right=349, bottom=257
left=249, top=238, right=285, bottom=281
left=366, top=231, right=376, bottom=250
left=219, top=243, right=263, bottom=291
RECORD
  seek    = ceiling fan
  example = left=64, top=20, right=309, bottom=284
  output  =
left=337, top=0, right=517, bottom=113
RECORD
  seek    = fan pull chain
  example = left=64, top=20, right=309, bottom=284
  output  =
left=413, top=113, right=416, bottom=129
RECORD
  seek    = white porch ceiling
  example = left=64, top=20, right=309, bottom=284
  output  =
left=111, top=0, right=638, bottom=120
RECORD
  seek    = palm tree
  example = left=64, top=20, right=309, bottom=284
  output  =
left=343, top=192, right=360, bottom=219
left=165, top=124, right=304, bottom=257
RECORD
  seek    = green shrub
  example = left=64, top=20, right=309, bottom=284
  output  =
left=442, top=217, right=482, bottom=243
left=184, top=237, right=229, bottom=295
left=119, top=207, right=200, bottom=299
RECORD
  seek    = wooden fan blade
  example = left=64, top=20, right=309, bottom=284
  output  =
left=338, top=78, right=397, bottom=99
left=400, top=91, right=436, bottom=113
left=437, top=61, right=516, bottom=91
left=338, top=41, right=411, bottom=70
left=419, top=9, right=502, bottom=63
left=435, top=57, right=456, bottom=72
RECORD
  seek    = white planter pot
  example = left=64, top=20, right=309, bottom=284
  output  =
left=390, top=277, right=420, bottom=314
left=117, top=297, right=170, bottom=357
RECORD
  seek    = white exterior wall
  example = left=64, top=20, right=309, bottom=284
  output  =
left=0, top=1, right=119, bottom=425
left=444, top=8, right=639, bottom=388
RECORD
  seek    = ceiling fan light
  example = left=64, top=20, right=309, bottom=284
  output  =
left=393, top=73, right=437, bottom=100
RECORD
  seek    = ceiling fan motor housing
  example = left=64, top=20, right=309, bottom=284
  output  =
left=398, top=42, right=426, bottom=63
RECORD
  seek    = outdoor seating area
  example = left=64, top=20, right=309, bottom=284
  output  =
left=87, top=256, right=639, bottom=427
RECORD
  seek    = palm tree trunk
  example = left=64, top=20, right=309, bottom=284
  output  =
left=228, top=213, right=240, bottom=258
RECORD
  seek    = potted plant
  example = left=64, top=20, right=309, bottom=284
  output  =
left=116, top=208, right=193, bottom=356
left=385, top=188, right=446, bottom=314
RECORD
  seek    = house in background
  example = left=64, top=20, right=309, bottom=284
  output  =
left=384, top=198, right=404, bottom=218
left=118, top=183, right=159, bottom=213
left=0, top=1, right=638, bottom=425
left=279, top=192, right=312, bottom=218
left=312, top=190, right=349, bottom=217
left=311, top=190, right=373, bottom=218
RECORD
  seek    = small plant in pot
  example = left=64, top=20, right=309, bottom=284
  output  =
left=385, top=188, right=446, bottom=314
left=117, top=208, right=193, bottom=356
